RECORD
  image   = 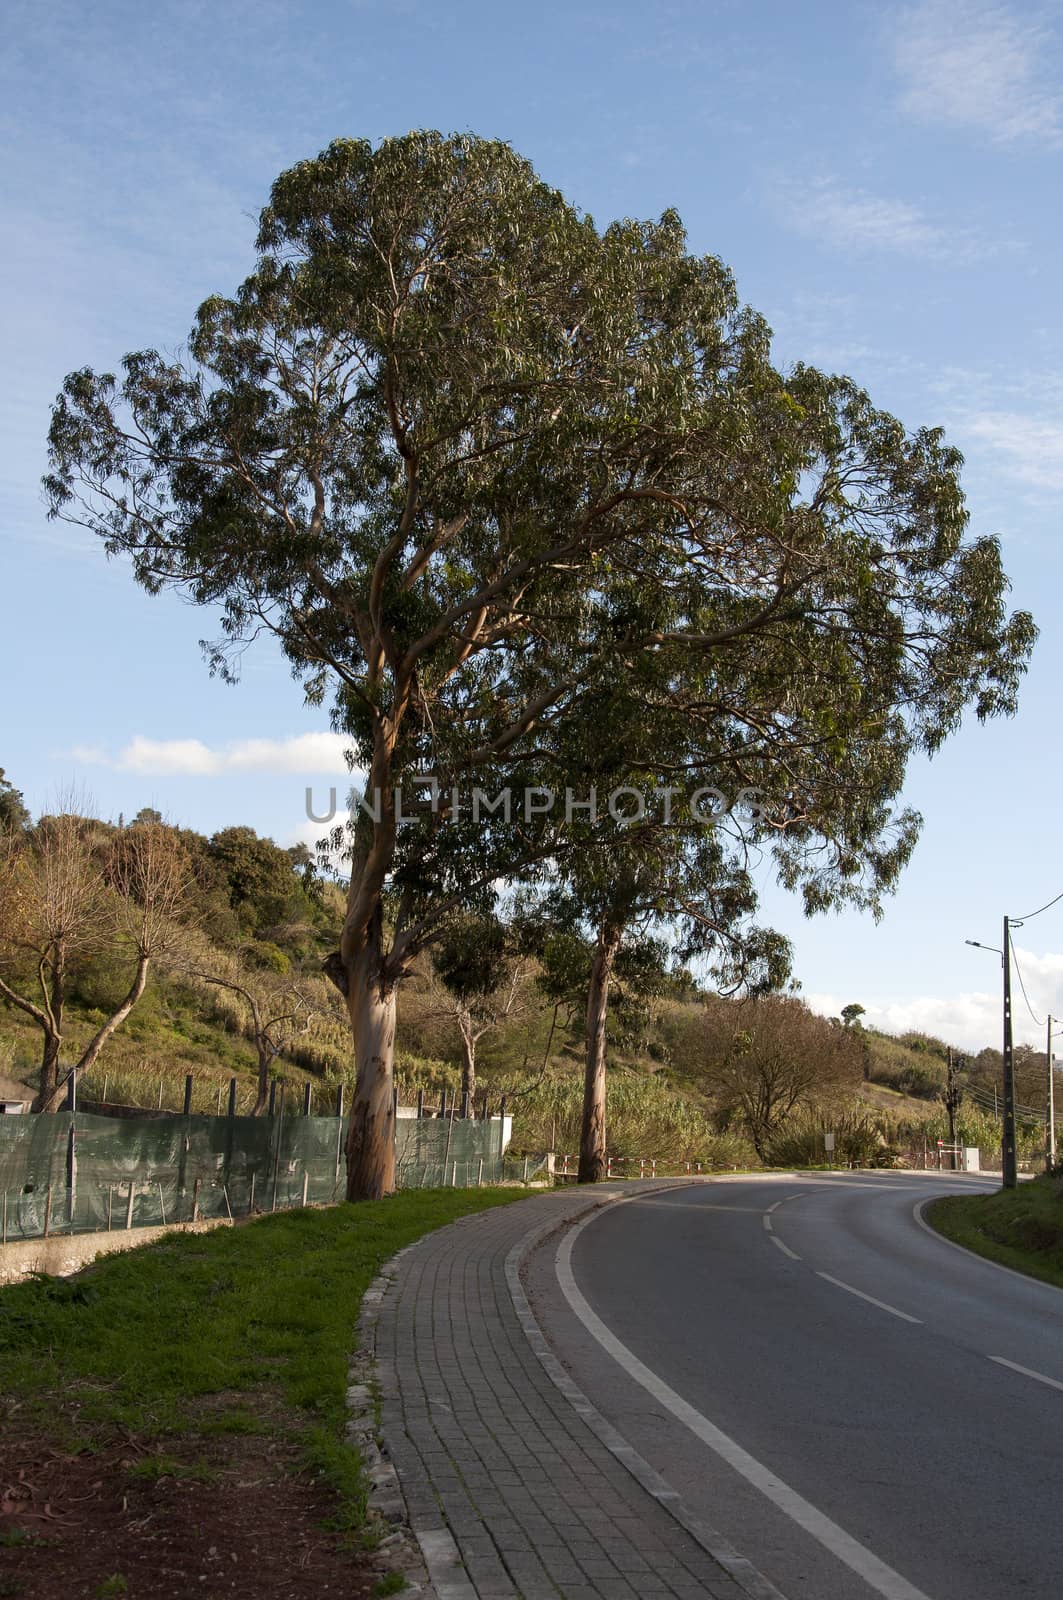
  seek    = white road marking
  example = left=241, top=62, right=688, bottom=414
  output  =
left=770, top=1235, right=801, bottom=1261
left=762, top=1214, right=774, bottom=1232
left=990, top=1356, right=1063, bottom=1392
left=767, top=1200, right=783, bottom=1213
left=556, top=1205, right=935, bottom=1600
left=815, top=1273, right=922, bottom=1325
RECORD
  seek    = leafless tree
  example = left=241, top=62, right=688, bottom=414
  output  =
left=425, top=959, right=530, bottom=1109
left=0, top=811, right=196, bottom=1110
left=173, top=935, right=321, bottom=1114
left=694, top=994, right=863, bottom=1158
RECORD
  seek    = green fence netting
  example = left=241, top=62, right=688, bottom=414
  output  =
left=0, top=1112, right=516, bottom=1241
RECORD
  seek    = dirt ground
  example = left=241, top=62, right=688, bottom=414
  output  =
left=0, top=1412, right=379, bottom=1600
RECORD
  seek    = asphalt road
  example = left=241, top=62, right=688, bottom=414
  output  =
left=525, top=1174, right=1063, bottom=1600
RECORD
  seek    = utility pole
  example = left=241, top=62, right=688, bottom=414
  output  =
left=945, top=1047, right=961, bottom=1171
left=1047, top=1015, right=1057, bottom=1173
left=1002, top=915, right=1018, bottom=1189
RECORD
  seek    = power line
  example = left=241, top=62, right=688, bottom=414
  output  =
left=1010, top=889, right=1063, bottom=923
left=1010, top=942, right=1045, bottom=1027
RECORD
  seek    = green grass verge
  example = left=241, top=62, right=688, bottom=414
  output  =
left=0, top=1187, right=529, bottom=1533
left=926, top=1175, right=1063, bottom=1291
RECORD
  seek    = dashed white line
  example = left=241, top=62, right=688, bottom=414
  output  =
left=762, top=1214, right=774, bottom=1232
left=990, top=1356, right=1063, bottom=1392
left=815, top=1273, right=922, bottom=1325
left=767, top=1200, right=783, bottom=1213
left=770, top=1235, right=802, bottom=1261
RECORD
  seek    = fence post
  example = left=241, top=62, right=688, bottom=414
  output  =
left=228, top=1078, right=237, bottom=1117
left=268, top=1080, right=277, bottom=1117
left=178, top=1075, right=193, bottom=1214
left=335, top=1083, right=345, bottom=1117
left=303, top=1082, right=312, bottom=1116
left=65, top=1070, right=77, bottom=1232
left=439, top=1087, right=446, bottom=1119
left=443, top=1090, right=456, bottom=1177
left=271, top=1087, right=285, bottom=1212
left=498, top=1096, right=507, bottom=1168
left=44, top=1185, right=52, bottom=1237
left=301, top=1170, right=309, bottom=1208
left=249, top=1172, right=256, bottom=1215
left=417, top=1088, right=424, bottom=1120
left=192, top=1177, right=201, bottom=1222
left=460, top=1089, right=470, bottom=1120
left=2, top=1191, right=7, bottom=1245
left=125, top=1181, right=134, bottom=1229
left=477, top=1158, right=484, bottom=1188
left=107, top=1186, right=113, bottom=1232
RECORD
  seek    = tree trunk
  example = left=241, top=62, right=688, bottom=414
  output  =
left=253, top=1049, right=270, bottom=1116
left=459, top=1017, right=476, bottom=1107
left=73, top=955, right=150, bottom=1079
left=34, top=1030, right=65, bottom=1114
left=578, top=925, right=622, bottom=1183
left=344, top=942, right=398, bottom=1200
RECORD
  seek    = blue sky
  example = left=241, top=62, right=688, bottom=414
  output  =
left=3, top=0, right=1062, bottom=1048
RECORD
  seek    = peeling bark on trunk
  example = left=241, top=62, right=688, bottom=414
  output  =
left=344, top=943, right=398, bottom=1200
left=578, top=925, right=622, bottom=1184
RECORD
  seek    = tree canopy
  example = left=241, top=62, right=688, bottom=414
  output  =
left=46, top=131, right=1035, bottom=1194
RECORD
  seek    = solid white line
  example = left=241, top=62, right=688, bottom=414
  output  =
left=762, top=1214, right=774, bottom=1232
left=815, top=1273, right=922, bottom=1325
left=990, top=1356, right=1063, bottom=1392
left=770, top=1235, right=801, bottom=1261
left=556, top=1207, right=934, bottom=1600
left=767, top=1200, right=783, bottom=1213
left=911, top=1198, right=1063, bottom=1295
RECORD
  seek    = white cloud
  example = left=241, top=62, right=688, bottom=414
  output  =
left=71, top=732, right=353, bottom=777
left=963, top=410, right=1063, bottom=490
left=776, top=178, right=964, bottom=258
left=893, top=1, right=1062, bottom=145
left=807, top=944, right=1063, bottom=1050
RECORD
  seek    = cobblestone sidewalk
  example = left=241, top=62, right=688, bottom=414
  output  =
left=371, top=1185, right=776, bottom=1600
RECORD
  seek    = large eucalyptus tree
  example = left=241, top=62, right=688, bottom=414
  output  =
left=46, top=133, right=1034, bottom=1197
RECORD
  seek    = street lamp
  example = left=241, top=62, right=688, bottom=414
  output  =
left=965, top=919, right=1018, bottom=1189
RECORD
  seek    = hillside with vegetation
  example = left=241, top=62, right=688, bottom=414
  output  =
left=2, top=771, right=1044, bottom=1170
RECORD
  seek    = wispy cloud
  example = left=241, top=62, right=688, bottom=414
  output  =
left=774, top=177, right=977, bottom=259
left=892, top=1, right=1063, bottom=145
left=963, top=411, right=1063, bottom=490
left=71, top=733, right=352, bottom=777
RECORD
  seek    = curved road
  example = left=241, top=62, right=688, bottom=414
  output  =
left=526, top=1174, right=1063, bottom=1600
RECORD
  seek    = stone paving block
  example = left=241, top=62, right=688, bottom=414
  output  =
left=372, top=1187, right=760, bottom=1600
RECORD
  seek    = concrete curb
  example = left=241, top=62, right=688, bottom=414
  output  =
left=352, top=1244, right=440, bottom=1598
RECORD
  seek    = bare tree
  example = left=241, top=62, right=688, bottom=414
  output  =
left=694, top=995, right=863, bottom=1158
left=426, top=956, right=529, bottom=1108
left=174, top=936, right=320, bottom=1114
left=0, top=813, right=196, bottom=1111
